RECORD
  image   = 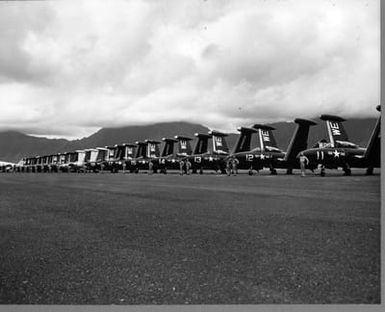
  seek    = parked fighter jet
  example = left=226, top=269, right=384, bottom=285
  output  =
left=299, top=106, right=381, bottom=176
left=151, top=136, right=193, bottom=174
left=0, top=161, right=15, bottom=172
left=62, top=150, right=86, bottom=172
left=84, top=147, right=110, bottom=172
left=184, top=131, right=229, bottom=174
left=229, top=119, right=317, bottom=175
left=126, top=140, right=161, bottom=173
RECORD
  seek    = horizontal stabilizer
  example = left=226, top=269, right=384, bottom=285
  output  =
left=252, top=124, right=276, bottom=131
left=294, top=118, right=317, bottom=126
left=174, top=135, right=192, bottom=141
left=208, top=130, right=228, bottom=137
left=320, top=115, right=346, bottom=122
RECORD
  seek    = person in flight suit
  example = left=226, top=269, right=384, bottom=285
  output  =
left=179, top=159, right=185, bottom=175
left=299, top=152, right=309, bottom=177
left=226, top=158, right=232, bottom=176
left=148, top=160, right=154, bottom=174
left=185, top=159, right=192, bottom=175
left=231, top=156, right=239, bottom=175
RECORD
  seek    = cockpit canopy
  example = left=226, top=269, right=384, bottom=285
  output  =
left=335, top=140, right=358, bottom=148
left=264, top=146, right=283, bottom=153
left=312, top=140, right=358, bottom=149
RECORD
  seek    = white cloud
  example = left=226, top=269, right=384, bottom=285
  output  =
left=0, top=0, right=380, bottom=138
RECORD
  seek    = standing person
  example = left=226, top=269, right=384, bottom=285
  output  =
left=226, top=158, right=232, bottom=176
left=185, top=159, right=192, bottom=175
left=231, top=156, right=239, bottom=176
left=299, top=152, right=309, bottom=177
left=148, top=160, right=153, bottom=175
left=179, top=159, right=185, bottom=175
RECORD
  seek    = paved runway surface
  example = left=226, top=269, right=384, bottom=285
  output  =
left=0, top=170, right=381, bottom=304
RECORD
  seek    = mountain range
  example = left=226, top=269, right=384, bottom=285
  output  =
left=0, top=118, right=379, bottom=163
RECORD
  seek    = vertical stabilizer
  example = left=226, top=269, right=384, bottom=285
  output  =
left=145, top=140, right=161, bottom=158
left=232, top=127, right=257, bottom=154
left=175, top=136, right=193, bottom=156
left=284, top=118, right=317, bottom=163
left=320, top=115, right=348, bottom=147
left=161, top=138, right=177, bottom=157
left=135, top=141, right=147, bottom=158
left=193, top=133, right=211, bottom=154
left=252, top=124, right=278, bottom=152
left=209, top=130, right=230, bottom=155
left=364, top=106, right=381, bottom=166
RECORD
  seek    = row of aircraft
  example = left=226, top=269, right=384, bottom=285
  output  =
left=1, top=106, right=381, bottom=176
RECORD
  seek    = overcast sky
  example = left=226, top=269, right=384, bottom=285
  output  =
left=0, top=0, right=380, bottom=139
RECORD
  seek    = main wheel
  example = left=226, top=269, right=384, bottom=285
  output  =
left=343, top=168, right=351, bottom=176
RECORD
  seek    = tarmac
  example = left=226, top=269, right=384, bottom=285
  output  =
left=0, top=170, right=381, bottom=304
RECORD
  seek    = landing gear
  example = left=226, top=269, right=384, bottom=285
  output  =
left=366, top=167, right=374, bottom=175
left=320, top=166, right=325, bottom=177
left=343, top=164, right=351, bottom=176
left=286, top=168, right=293, bottom=175
left=343, top=168, right=351, bottom=176
left=270, top=167, right=277, bottom=175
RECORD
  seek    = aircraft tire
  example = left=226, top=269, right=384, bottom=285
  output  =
left=270, top=169, right=277, bottom=175
left=343, top=168, right=351, bottom=176
left=248, top=170, right=253, bottom=176
left=286, top=168, right=293, bottom=175
left=366, top=167, right=373, bottom=175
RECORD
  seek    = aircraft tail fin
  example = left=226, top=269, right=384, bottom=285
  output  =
left=193, top=133, right=211, bottom=154
left=320, top=114, right=348, bottom=147
left=174, top=136, right=193, bottom=156
left=252, top=124, right=278, bottom=152
left=284, top=118, right=317, bottom=163
left=135, top=141, right=147, bottom=158
left=124, top=144, right=137, bottom=159
left=209, top=130, right=230, bottom=155
left=145, top=140, right=161, bottom=158
left=161, top=138, right=177, bottom=157
left=363, top=105, right=381, bottom=166
left=232, top=127, right=257, bottom=154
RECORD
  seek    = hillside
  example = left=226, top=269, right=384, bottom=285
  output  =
left=0, top=118, right=379, bottom=163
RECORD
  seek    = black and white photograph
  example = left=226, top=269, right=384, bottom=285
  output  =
left=0, top=0, right=381, bottom=307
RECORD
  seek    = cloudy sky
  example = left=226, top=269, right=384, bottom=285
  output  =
left=0, top=0, right=380, bottom=139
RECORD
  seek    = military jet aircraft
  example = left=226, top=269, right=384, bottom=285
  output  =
left=299, top=105, right=381, bottom=176
left=183, top=131, right=230, bottom=174
left=0, top=161, right=15, bottom=172
left=150, top=136, right=194, bottom=174
left=229, top=118, right=317, bottom=175
left=126, top=140, right=161, bottom=173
